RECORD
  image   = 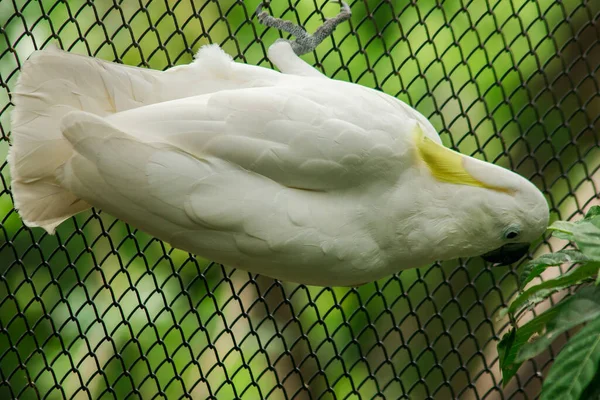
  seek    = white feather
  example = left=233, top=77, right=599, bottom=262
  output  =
left=194, top=43, right=233, bottom=72
left=8, top=42, right=548, bottom=285
left=7, top=45, right=279, bottom=232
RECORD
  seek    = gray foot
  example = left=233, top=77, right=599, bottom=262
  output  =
left=256, top=1, right=351, bottom=55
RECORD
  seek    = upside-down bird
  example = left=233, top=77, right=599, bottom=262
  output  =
left=8, top=2, right=549, bottom=286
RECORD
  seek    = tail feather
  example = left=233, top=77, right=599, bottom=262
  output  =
left=8, top=47, right=164, bottom=233
left=7, top=44, right=274, bottom=233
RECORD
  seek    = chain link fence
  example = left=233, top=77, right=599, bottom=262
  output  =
left=0, top=0, right=599, bottom=399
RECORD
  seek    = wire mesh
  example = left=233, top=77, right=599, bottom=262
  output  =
left=0, top=0, right=599, bottom=399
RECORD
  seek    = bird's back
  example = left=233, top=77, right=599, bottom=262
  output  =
left=9, top=43, right=441, bottom=285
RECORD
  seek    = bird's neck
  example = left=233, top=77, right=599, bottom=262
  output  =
left=373, top=179, right=483, bottom=269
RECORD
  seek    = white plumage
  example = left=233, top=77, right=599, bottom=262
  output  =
left=8, top=41, right=549, bottom=286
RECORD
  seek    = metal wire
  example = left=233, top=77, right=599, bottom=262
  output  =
left=0, top=0, right=599, bottom=399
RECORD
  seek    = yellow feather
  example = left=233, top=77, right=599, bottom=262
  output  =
left=414, top=126, right=511, bottom=193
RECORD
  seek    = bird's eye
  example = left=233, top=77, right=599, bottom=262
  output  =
left=504, top=229, right=520, bottom=240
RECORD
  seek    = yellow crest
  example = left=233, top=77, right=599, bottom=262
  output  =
left=414, top=126, right=510, bottom=193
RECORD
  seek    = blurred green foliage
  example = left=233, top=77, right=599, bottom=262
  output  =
left=0, top=0, right=598, bottom=399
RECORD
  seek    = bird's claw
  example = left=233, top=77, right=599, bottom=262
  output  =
left=255, top=2, right=267, bottom=17
left=255, top=0, right=352, bottom=56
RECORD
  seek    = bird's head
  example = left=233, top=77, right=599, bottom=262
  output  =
left=463, top=157, right=549, bottom=265
left=414, top=126, right=550, bottom=265
left=460, top=155, right=549, bottom=265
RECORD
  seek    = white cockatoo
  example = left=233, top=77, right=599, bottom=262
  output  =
left=8, top=2, right=549, bottom=286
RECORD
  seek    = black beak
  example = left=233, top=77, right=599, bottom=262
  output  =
left=481, top=243, right=530, bottom=265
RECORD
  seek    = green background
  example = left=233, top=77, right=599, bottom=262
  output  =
left=0, top=0, right=599, bottom=398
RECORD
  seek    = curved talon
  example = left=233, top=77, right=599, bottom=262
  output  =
left=255, top=2, right=267, bottom=16
left=341, top=2, right=351, bottom=15
left=327, top=0, right=351, bottom=14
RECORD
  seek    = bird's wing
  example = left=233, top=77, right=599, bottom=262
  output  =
left=58, top=79, right=447, bottom=278
left=59, top=110, right=355, bottom=271
left=107, top=82, right=418, bottom=191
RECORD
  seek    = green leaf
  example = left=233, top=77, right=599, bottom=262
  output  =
left=572, top=221, right=600, bottom=260
left=586, top=206, right=600, bottom=219
left=540, top=316, right=600, bottom=400
left=500, top=209, right=600, bottom=388
left=507, top=262, right=600, bottom=317
left=548, top=221, right=576, bottom=241
left=516, top=285, right=600, bottom=362
left=498, top=329, right=517, bottom=385
left=580, top=370, right=600, bottom=400
left=547, top=214, right=600, bottom=256
left=498, top=286, right=600, bottom=386
left=519, top=250, right=588, bottom=290
left=498, top=310, right=556, bottom=386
